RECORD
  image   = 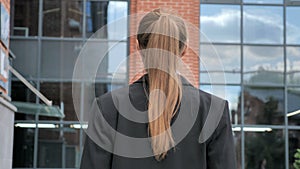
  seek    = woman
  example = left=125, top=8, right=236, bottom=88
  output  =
left=80, top=8, right=236, bottom=169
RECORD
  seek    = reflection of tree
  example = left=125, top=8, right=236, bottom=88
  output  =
left=245, top=130, right=285, bottom=169
left=243, top=88, right=282, bottom=125
left=247, top=68, right=283, bottom=84
left=256, top=96, right=279, bottom=124
left=243, top=93, right=284, bottom=169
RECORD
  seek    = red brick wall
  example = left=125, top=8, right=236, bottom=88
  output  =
left=0, top=0, right=10, bottom=94
left=129, top=0, right=200, bottom=87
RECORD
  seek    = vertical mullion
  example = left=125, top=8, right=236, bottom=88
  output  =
left=33, top=0, right=44, bottom=168
left=240, top=1, right=245, bottom=169
left=79, top=82, right=85, bottom=167
left=83, top=0, right=87, bottom=38
left=283, top=1, right=289, bottom=169
left=126, top=0, right=130, bottom=84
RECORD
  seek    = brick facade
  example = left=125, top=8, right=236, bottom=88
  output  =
left=129, top=0, right=200, bottom=87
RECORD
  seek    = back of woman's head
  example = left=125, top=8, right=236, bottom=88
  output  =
left=136, top=8, right=188, bottom=161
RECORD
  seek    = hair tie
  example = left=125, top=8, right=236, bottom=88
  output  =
left=160, top=13, right=169, bottom=17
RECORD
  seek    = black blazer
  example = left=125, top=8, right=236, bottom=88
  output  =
left=80, top=75, right=237, bottom=169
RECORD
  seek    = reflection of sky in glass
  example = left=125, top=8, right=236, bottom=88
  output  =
left=287, top=88, right=300, bottom=125
left=243, top=0, right=283, bottom=4
left=287, top=47, right=300, bottom=85
left=244, top=46, right=284, bottom=72
left=108, top=42, right=127, bottom=78
left=287, top=7, right=300, bottom=44
left=287, top=47, right=300, bottom=71
left=200, top=4, right=300, bottom=45
left=200, top=5, right=240, bottom=43
left=107, top=1, right=128, bottom=40
left=243, top=46, right=284, bottom=84
left=200, top=85, right=241, bottom=114
left=200, top=45, right=241, bottom=84
left=287, top=88, right=300, bottom=113
left=200, top=45, right=240, bottom=71
left=243, top=6, right=283, bottom=44
left=86, top=1, right=128, bottom=40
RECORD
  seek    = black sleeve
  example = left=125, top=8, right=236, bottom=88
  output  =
left=80, top=97, right=117, bottom=169
left=207, top=101, right=237, bottom=169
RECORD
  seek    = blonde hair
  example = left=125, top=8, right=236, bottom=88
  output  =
left=137, top=8, right=187, bottom=161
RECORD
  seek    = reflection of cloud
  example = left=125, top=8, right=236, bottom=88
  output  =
left=201, top=9, right=240, bottom=42
left=287, top=47, right=300, bottom=71
left=200, top=45, right=240, bottom=71
left=287, top=22, right=300, bottom=44
left=201, top=9, right=240, bottom=27
left=201, top=6, right=300, bottom=44
left=200, top=44, right=241, bottom=83
left=244, top=46, right=284, bottom=72
left=243, top=8, right=283, bottom=44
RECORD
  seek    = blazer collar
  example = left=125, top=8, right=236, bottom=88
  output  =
left=133, top=74, right=194, bottom=87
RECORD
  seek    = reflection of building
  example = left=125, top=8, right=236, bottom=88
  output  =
left=43, top=0, right=83, bottom=37
left=243, top=88, right=284, bottom=125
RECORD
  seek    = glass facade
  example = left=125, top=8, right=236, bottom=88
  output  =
left=200, top=1, right=300, bottom=169
left=9, top=0, right=300, bottom=169
left=10, top=0, right=128, bottom=168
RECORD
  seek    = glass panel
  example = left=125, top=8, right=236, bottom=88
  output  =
left=243, top=0, right=283, bottom=4
left=12, top=0, right=39, bottom=36
left=43, top=0, right=83, bottom=37
left=287, top=88, right=300, bottom=125
left=200, top=85, right=241, bottom=124
left=287, top=7, right=300, bottom=44
left=243, top=6, right=283, bottom=44
left=38, top=127, right=61, bottom=168
left=105, top=42, right=127, bottom=81
left=233, top=131, right=242, bottom=169
left=289, top=130, right=300, bottom=169
left=245, top=129, right=285, bottom=169
left=15, top=113, right=35, bottom=121
left=81, top=41, right=127, bottom=82
left=200, top=4, right=240, bottom=43
left=38, top=126, right=80, bottom=168
left=86, top=1, right=128, bottom=39
left=244, top=86, right=284, bottom=125
left=41, top=40, right=83, bottom=80
left=13, top=126, right=35, bottom=168
left=243, top=46, right=284, bottom=85
left=10, top=39, right=38, bottom=78
left=39, top=82, right=79, bottom=121
left=63, top=125, right=81, bottom=168
left=11, top=81, right=37, bottom=103
left=287, top=47, right=300, bottom=85
left=200, top=44, right=241, bottom=84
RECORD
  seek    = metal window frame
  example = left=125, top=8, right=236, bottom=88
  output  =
left=199, top=1, right=300, bottom=169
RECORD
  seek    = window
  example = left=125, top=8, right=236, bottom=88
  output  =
left=243, top=46, right=284, bottom=85
left=286, top=7, right=300, bottom=44
left=200, top=4, right=241, bottom=43
left=200, top=44, right=241, bottom=84
left=43, top=0, right=83, bottom=37
left=243, top=6, right=283, bottom=44
left=12, top=0, right=39, bottom=36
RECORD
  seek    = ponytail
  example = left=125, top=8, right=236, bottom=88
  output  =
left=137, top=9, right=187, bottom=161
